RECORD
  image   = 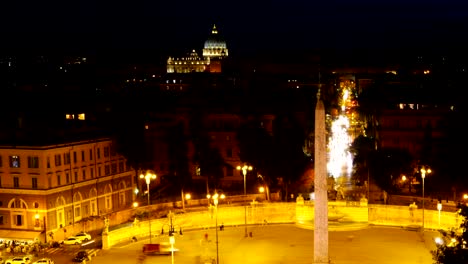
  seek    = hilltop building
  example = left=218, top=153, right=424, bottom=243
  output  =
left=167, top=24, right=228, bottom=74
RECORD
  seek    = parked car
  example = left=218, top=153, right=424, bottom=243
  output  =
left=62, top=237, right=83, bottom=245
left=4, top=256, right=31, bottom=264
left=32, top=258, right=54, bottom=264
left=72, top=251, right=89, bottom=263
left=74, top=232, right=92, bottom=242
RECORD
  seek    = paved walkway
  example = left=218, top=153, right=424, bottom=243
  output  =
left=99, top=223, right=438, bottom=264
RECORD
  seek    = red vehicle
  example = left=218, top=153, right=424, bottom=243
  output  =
left=142, top=243, right=178, bottom=255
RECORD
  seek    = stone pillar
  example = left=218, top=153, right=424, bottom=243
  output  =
left=314, top=90, right=329, bottom=263
left=102, top=217, right=110, bottom=250
left=102, top=232, right=110, bottom=250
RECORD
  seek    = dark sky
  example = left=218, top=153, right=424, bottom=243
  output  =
left=2, top=0, right=468, bottom=56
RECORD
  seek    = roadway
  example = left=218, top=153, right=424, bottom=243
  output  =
left=88, top=224, right=436, bottom=264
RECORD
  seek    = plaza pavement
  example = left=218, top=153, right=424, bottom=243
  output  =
left=97, top=223, right=440, bottom=264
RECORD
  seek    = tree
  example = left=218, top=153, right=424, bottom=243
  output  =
left=166, top=121, right=191, bottom=194
left=349, top=135, right=375, bottom=186
left=432, top=204, right=468, bottom=263
left=237, top=120, right=277, bottom=190
left=190, top=111, right=228, bottom=192
left=370, top=147, right=413, bottom=193
left=236, top=113, right=310, bottom=199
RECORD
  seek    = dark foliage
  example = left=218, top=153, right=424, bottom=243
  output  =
left=432, top=204, right=468, bottom=264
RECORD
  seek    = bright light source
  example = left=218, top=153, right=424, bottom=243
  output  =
left=434, top=237, right=444, bottom=245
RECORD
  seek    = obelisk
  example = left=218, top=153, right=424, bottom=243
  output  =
left=314, top=89, right=329, bottom=263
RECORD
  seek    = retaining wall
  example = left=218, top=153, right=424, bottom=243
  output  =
left=102, top=201, right=462, bottom=249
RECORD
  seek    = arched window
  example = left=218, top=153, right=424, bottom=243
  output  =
left=8, top=198, right=28, bottom=227
left=103, top=184, right=113, bottom=211
left=89, top=188, right=98, bottom=216
left=56, top=196, right=66, bottom=228
left=118, top=181, right=127, bottom=208
left=8, top=198, right=27, bottom=209
left=73, top=192, right=83, bottom=221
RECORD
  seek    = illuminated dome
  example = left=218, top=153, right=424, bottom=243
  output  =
left=203, top=24, right=228, bottom=59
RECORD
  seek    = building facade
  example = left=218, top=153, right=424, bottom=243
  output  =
left=167, top=24, right=228, bottom=74
left=0, top=138, right=136, bottom=242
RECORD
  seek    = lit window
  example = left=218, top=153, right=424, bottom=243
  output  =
left=9, top=156, right=20, bottom=168
left=78, top=113, right=85, bottom=120
left=66, top=114, right=74, bottom=120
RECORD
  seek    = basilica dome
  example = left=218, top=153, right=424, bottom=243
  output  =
left=203, top=24, right=229, bottom=58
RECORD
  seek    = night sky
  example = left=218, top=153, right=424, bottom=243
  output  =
left=1, top=0, right=468, bottom=56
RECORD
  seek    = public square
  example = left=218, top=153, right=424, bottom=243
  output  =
left=90, top=224, right=438, bottom=264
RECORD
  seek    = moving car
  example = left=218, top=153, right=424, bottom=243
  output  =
left=142, top=243, right=179, bottom=255
left=62, top=236, right=83, bottom=245
left=72, top=251, right=90, bottom=263
left=74, top=232, right=92, bottom=242
left=4, top=256, right=31, bottom=264
left=32, top=258, right=54, bottom=264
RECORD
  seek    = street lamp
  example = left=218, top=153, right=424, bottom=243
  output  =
left=236, top=165, right=252, bottom=237
left=182, top=192, right=191, bottom=211
left=259, top=186, right=267, bottom=201
left=208, top=192, right=225, bottom=264
left=421, top=166, right=431, bottom=230
left=437, top=202, right=442, bottom=227
left=169, top=234, right=175, bottom=264
left=140, top=170, right=157, bottom=243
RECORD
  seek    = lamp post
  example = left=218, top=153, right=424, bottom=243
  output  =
left=140, top=170, right=157, bottom=243
left=437, top=202, right=442, bottom=227
left=236, top=165, right=252, bottom=237
left=43, top=216, right=47, bottom=243
left=169, top=234, right=175, bottom=264
left=208, top=192, right=225, bottom=264
left=259, top=186, right=267, bottom=201
left=421, top=167, right=431, bottom=230
left=182, top=192, right=191, bottom=211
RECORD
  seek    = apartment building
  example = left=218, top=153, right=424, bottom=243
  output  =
left=0, top=138, right=136, bottom=242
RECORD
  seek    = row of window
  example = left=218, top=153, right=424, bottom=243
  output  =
left=0, top=161, right=127, bottom=189
left=0, top=146, right=117, bottom=169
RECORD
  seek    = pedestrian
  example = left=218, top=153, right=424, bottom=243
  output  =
left=409, top=202, right=417, bottom=222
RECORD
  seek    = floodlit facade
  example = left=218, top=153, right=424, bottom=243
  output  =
left=0, top=138, right=135, bottom=242
left=167, top=24, right=228, bottom=73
